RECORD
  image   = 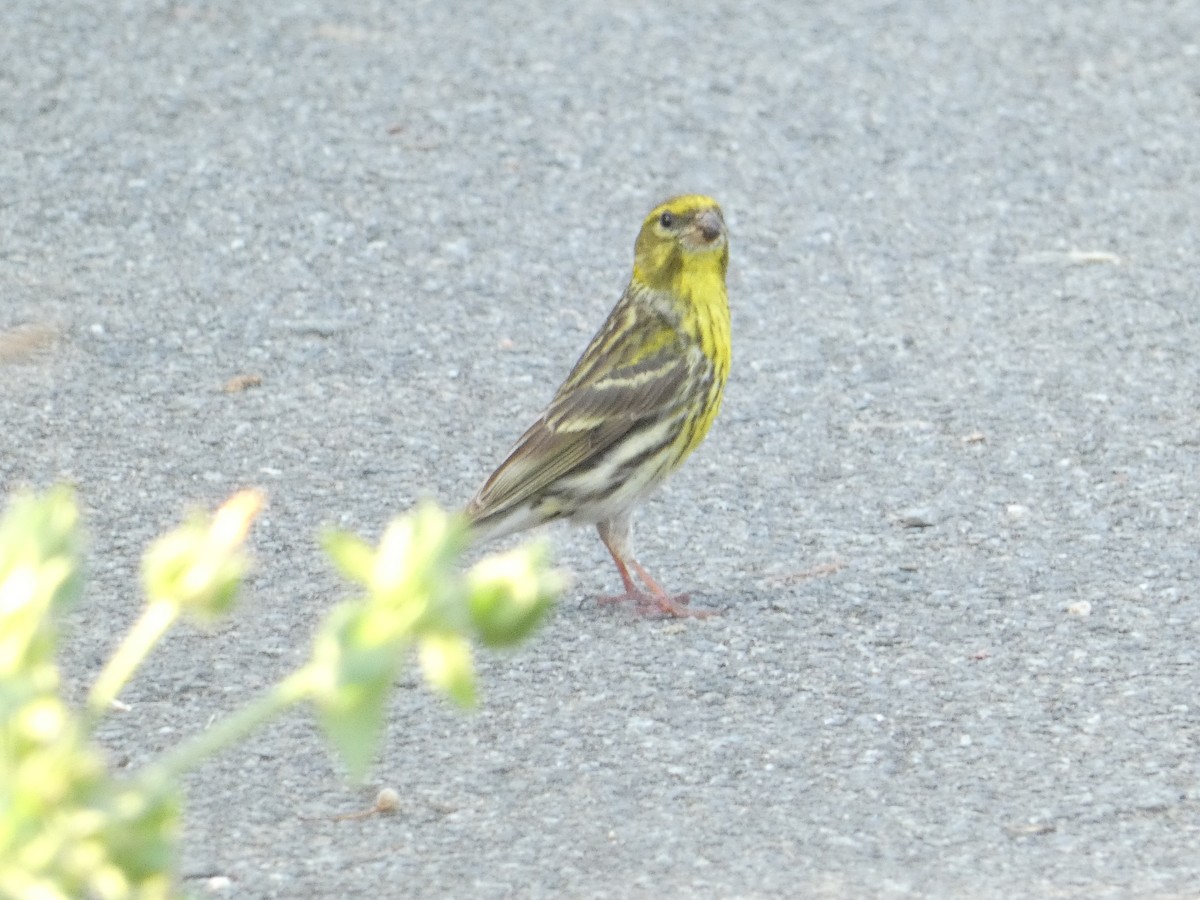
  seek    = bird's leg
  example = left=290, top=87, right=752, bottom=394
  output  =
left=627, top=558, right=697, bottom=617
left=631, top=566, right=697, bottom=618
left=595, top=514, right=647, bottom=607
left=596, top=516, right=705, bottom=618
left=599, top=548, right=641, bottom=599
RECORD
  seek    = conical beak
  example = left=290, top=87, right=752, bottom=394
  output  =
left=694, top=208, right=724, bottom=243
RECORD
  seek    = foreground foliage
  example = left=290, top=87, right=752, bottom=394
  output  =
left=0, top=488, right=560, bottom=899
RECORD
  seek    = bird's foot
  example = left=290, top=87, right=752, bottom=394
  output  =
left=597, top=590, right=710, bottom=619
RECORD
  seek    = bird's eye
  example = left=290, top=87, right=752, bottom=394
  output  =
left=659, top=211, right=675, bottom=229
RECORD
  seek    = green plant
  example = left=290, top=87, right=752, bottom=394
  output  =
left=0, top=488, right=560, bottom=899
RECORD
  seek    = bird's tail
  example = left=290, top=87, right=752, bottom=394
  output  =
left=463, top=500, right=548, bottom=547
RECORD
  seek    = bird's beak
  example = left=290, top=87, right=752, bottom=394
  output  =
left=693, top=208, right=724, bottom=244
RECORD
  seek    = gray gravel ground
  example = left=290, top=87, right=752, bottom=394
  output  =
left=4, top=1, right=1200, bottom=897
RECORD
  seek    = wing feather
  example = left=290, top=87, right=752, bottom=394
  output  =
left=467, top=291, right=695, bottom=527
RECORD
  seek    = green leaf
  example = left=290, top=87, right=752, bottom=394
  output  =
left=310, top=604, right=406, bottom=779
left=141, top=490, right=261, bottom=620
left=100, top=779, right=180, bottom=894
left=418, top=633, right=476, bottom=707
left=467, top=543, right=560, bottom=648
left=321, top=530, right=376, bottom=585
left=0, top=488, right=83, bottom=677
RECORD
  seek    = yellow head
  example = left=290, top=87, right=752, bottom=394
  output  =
left=631, top=194, right=729, bottom=291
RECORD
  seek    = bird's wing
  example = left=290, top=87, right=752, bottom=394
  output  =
left=466, top=298, right=694, bottom=525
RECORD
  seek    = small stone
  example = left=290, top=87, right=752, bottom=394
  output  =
left=899, top=508, right=935, bottom=528
left=375, top=787, right=400, bottom=813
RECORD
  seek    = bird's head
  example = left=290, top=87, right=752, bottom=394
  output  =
left=632, top=195, right=728, bottom=291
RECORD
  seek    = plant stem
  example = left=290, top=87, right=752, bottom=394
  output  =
left=138, top=667, right=315, bottom=792
left=87, top=599, right=180, bottom=721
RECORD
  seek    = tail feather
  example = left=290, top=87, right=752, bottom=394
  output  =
left=464, top=501, right=550, bottom=546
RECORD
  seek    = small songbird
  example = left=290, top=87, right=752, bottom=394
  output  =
left=466, top=195, right=731, bottom=616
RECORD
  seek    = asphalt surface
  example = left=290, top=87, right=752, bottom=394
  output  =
left=4, top=1, right=1200, bottom=897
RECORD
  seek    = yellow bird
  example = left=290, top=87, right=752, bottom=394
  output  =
left=466, top=195, right=731, bottom=616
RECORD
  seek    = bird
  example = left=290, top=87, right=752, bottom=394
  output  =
left=465, top=195, right=731, bottom=617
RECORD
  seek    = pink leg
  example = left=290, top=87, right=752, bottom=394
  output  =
left=603, top=548, right=641, bottom=598
left=595, top=517, right=708, bottom=619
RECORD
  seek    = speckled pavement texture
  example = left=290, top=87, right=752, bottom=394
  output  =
left=3, top=2, right=1199, bottom=896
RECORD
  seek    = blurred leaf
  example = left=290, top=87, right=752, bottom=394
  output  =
left=313, top=505, right=480, bottom=775
left=368, top=505, right=471, bottom=635
left=0, top=488, right=83, bottom=680
left=418, top=633, right=476, bottom=707
left=90, top=492, right=263, bottom=715
left=310, top=603, right=405, bottom=779
left=141, top=489, right=262, bottom=620
left=101, top=779, right=179, bottom=893
left=467, top=542, right=560, bottom=648
left=321, top=530, right=375, bottom=585
left=0, top=489, right=180, bottom=897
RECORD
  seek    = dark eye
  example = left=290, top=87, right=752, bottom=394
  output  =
left=659, top=211, right=675, bottom=229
